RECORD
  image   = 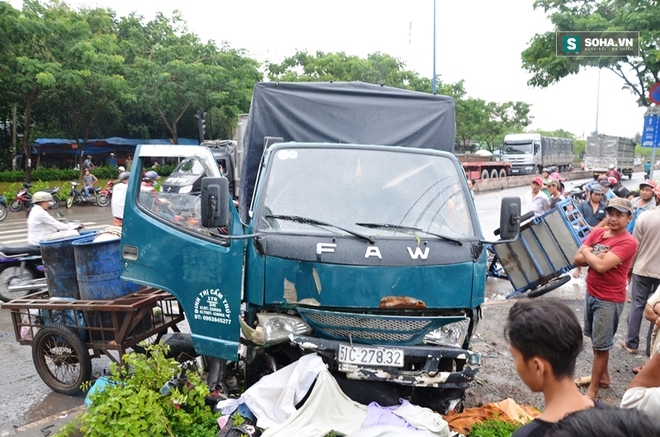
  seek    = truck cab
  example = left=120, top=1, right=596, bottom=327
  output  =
left=120, top=82, right=522, bottom=412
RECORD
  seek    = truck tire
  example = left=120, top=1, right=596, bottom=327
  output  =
left=481, top=169, right=489, bottom=179
left=498, top=169, right=507, bottom=179
left=490, top=169, right=498, bottom=179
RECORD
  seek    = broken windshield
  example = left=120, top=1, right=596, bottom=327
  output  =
left=255, top=146, right=476, bottom=239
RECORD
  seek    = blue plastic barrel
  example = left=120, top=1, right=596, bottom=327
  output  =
left=72, top=236, right=142, bottom=300
left=40, top=230, right=98, bottom=299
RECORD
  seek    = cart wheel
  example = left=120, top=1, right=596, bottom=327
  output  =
left=527, top=275, right=571, bottom=298
left=32, top=323, right=92, bottom=395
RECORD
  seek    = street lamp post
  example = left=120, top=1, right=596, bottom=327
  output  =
left=432, top=0, right=437, bottom=95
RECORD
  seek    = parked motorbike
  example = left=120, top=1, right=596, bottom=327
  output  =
left=66, top=181, right=109, bottom=208
left=9, top=183, right=61, bottom=212
left=0, top=195, right=7, bottom=222
left=97, top=180, right=113, bottom=207
left=0, top=245, right=45, bottom=302
left=566, top=181, right=588, bottom=203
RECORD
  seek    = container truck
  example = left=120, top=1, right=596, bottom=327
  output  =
left=584, top=134, right=635, bottom=180
left=501, top=133, right=574, bottom=175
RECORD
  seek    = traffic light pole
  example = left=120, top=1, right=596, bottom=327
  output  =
left=195, top=110, right=207, bottom=144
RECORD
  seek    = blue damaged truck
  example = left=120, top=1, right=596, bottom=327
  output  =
left=119, top=82, right=521, bottom=412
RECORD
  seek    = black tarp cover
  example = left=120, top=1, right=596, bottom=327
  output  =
left=240, top=81, right=456, bottom=222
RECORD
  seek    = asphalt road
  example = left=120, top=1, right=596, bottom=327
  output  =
left=0, top=172, right=650, bottom=435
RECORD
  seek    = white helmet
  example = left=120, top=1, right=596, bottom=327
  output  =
left=118, top=166, right=126, bottom=172
left=32, top=191, right=53, bottom=203
left=609, top=164, right=615, bottom=169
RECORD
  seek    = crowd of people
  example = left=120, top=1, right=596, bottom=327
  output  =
left=516, top=164, right=660, bottom=436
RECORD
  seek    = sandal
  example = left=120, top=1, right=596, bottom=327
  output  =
left=575, top=375, right=610, bottom=388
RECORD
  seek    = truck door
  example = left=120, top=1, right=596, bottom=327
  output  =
left=120, top=145, right=245, bottom=360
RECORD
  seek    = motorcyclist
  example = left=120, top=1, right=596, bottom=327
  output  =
left=606, top=163, right=622, bottom=182
left=82, top=168, right=98, bottom=198
left=27, top=192, right=79, bottom=247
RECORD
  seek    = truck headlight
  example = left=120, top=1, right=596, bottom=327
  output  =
left=178, top=185, right=193, bottom=194
left=423, top=319, right=470, bottom=348
left=240, top=314, right=312, bottom=345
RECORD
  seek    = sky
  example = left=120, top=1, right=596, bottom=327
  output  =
left=9, top=0, right=649, bottom=140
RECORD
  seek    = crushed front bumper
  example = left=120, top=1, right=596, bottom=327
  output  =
left=289, top=334, right=481, bottom=388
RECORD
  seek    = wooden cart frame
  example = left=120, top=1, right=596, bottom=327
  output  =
left=2, top=287, right=185, bottom=394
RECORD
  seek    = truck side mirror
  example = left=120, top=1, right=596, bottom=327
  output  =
left=499, top=197, right=522, bottom=240
left=201, top=177, right=229, bottom=228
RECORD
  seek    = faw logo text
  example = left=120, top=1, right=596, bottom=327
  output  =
left=316, top=243, right=430, bottom=260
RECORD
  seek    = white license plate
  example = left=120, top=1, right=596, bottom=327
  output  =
left=338, top=344, right=404, bottom=367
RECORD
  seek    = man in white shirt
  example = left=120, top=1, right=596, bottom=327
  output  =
left=27, top=192, right=79, bottom=246
left=524, top=177, right=550, bottom=218
left=111, top=172, right=130, bottom=226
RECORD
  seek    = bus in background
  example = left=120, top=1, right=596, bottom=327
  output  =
left=501, top=133, right=574, bottom=175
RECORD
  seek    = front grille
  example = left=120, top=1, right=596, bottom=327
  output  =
left=305, top=312, right=431, bottom=331
left=297, top=308, right=452, bottom=346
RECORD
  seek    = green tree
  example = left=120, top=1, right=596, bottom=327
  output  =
left=50, top=6, right=130, bottom=173
left=0, top=0, right=93, bottom=180
left=117, top=12, right=260, bottom=144
left=267, top=50, right=433, bottom=92
left=477, top=101, right=534, bottom=152
left=521, top=0, right=660, bottom=107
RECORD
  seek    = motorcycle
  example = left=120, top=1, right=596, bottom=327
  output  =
left=0, top=245, right=45, bottom=302
left=97, top=180, right=113, bottom=207
left=66, top=181, right=109, bottom=208
left=9, top=183, right=61, bottom=212
left=0, top=195, right=7, bottom=222
left=566, top=181, right=588, bottom=203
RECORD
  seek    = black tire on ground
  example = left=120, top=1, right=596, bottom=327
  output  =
left=32, top=323, right=92, bottom=395
left=96, top=193, right=110, bottom=207
left=498, top=169, right=507, bottom=179
left=0, top=203, right=7, bottom=222
left=9, top=199, right=23, bottom=212
left=0, top=266, right=36, bottom=302
left=490, top=169, right=498, bottom=179
left=481, top=169, right=489, bottom=179
left=527, top=275, right=571, bottom=298
left=66, top=196, right=74, bottom=209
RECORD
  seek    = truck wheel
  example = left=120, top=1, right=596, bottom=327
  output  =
left=481, top=169, right=489, bottom=179
left=498, top=169, right=507, bottom=179
left=32, top=323, right=92, bottom=395
left=490, top=169, right=498, bottom=179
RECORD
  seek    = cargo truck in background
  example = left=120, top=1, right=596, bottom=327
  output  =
left=501, top=133, right=574, bottom=175
left=119, top=82, right=523, bottom=413
left=584, top=134, right=635, bottom=180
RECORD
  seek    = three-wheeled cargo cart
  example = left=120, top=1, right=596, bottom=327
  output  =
left=1, top=287, right=184, bottom=394
left=488, top=198, right=591, bottom=298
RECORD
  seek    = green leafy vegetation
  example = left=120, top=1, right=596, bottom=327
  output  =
left=57, top=344, right=220, bottom=437
left=469, top=418, right=522, bottom=437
